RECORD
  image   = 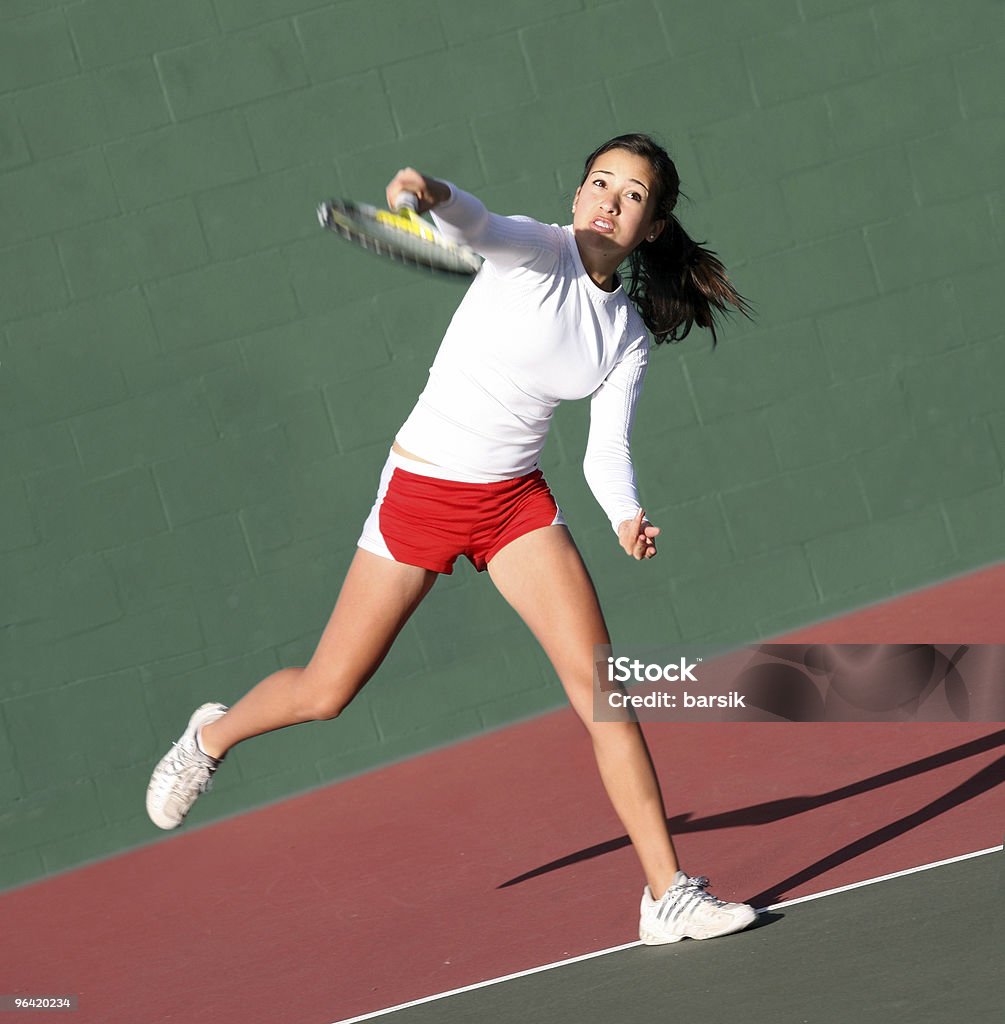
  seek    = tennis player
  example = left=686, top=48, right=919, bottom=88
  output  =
left=147, top=133, right=757, bottom=944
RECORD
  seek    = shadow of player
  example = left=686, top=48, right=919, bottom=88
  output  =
left=498, top=729, right=1005, bottom=906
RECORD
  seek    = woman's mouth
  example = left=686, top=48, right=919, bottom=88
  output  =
left=591, top=217, right=615, bottom=233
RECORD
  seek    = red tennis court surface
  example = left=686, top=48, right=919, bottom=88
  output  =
left=4, top=564, right=1004, bottom=1024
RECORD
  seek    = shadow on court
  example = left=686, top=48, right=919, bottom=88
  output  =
left=499, top=728, right=1005, bottom=903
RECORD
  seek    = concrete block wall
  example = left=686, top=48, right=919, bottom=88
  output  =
left=1, top=0, right=1002, bottom=889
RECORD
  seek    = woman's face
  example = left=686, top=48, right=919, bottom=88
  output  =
left=572, top=148, right=666, bottom=261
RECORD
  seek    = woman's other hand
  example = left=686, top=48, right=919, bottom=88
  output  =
left=618, top=508, right=660, bottom=560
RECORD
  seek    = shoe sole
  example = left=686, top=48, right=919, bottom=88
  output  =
left=146, top=754, right=186, bottom=831
left=639, top=908, right=757, bottom=944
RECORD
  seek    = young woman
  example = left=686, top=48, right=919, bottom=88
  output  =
left=147, top=133, right=756, bottom=944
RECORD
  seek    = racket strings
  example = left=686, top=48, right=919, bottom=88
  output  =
left=373, top=208, right=439, bottom=244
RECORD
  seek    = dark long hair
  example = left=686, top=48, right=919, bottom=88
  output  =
left=579, top=133, right=753, bottom=345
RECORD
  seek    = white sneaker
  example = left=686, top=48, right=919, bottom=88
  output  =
left=146, top=703, right=228, bottom=830
left=640, top=871, right=757, bottom=943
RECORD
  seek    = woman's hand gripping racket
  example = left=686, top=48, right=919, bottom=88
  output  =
left=317, top=177, right=482, bottom=277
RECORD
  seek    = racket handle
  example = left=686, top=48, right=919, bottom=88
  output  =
left=395, top=191, right=420, bottom=213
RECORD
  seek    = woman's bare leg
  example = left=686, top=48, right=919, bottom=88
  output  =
left=487, top=525, right=680, bottom=898
left=199, top=549, right=438, bottom=759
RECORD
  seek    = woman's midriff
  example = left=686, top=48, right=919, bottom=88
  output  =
left=391, top=440, right=437, bottom=465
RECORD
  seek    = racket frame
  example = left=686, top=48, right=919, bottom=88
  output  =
left=317, top=191, right=482, bottom=277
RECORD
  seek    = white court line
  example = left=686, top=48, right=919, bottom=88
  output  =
left=330, top=845, right=1002, bottom=1024
left=763, top=844, right=1001, bottom=912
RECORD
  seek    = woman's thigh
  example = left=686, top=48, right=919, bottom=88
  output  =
left=303, top=548, right=439, bottom=710
left=486, top=525, right=609, bottom=721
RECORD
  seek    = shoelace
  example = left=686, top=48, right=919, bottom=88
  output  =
left=158, top=740, right=217, bottom=798
left=680, top=875, right=728, bottom=907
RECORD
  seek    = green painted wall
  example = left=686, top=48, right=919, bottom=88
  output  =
left=2, top=0, right=1003, bottom=889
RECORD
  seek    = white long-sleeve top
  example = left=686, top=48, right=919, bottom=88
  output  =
left=394, top=185, right=649, bottom=532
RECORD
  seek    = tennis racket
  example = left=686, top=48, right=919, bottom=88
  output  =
left=316, top=191, right=482, bottom=277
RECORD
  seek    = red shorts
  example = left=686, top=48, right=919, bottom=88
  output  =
left=358, top=451, right=565, bottom=574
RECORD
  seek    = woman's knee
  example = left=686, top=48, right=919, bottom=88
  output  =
left=307, top=695, right=347, bottom=722
left=295, top=668, right=365, bottom=722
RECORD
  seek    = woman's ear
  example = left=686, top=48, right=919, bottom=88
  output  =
left=572, top=184, right=581, bottom=213
left=646, top=219, right=666, bottom=243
